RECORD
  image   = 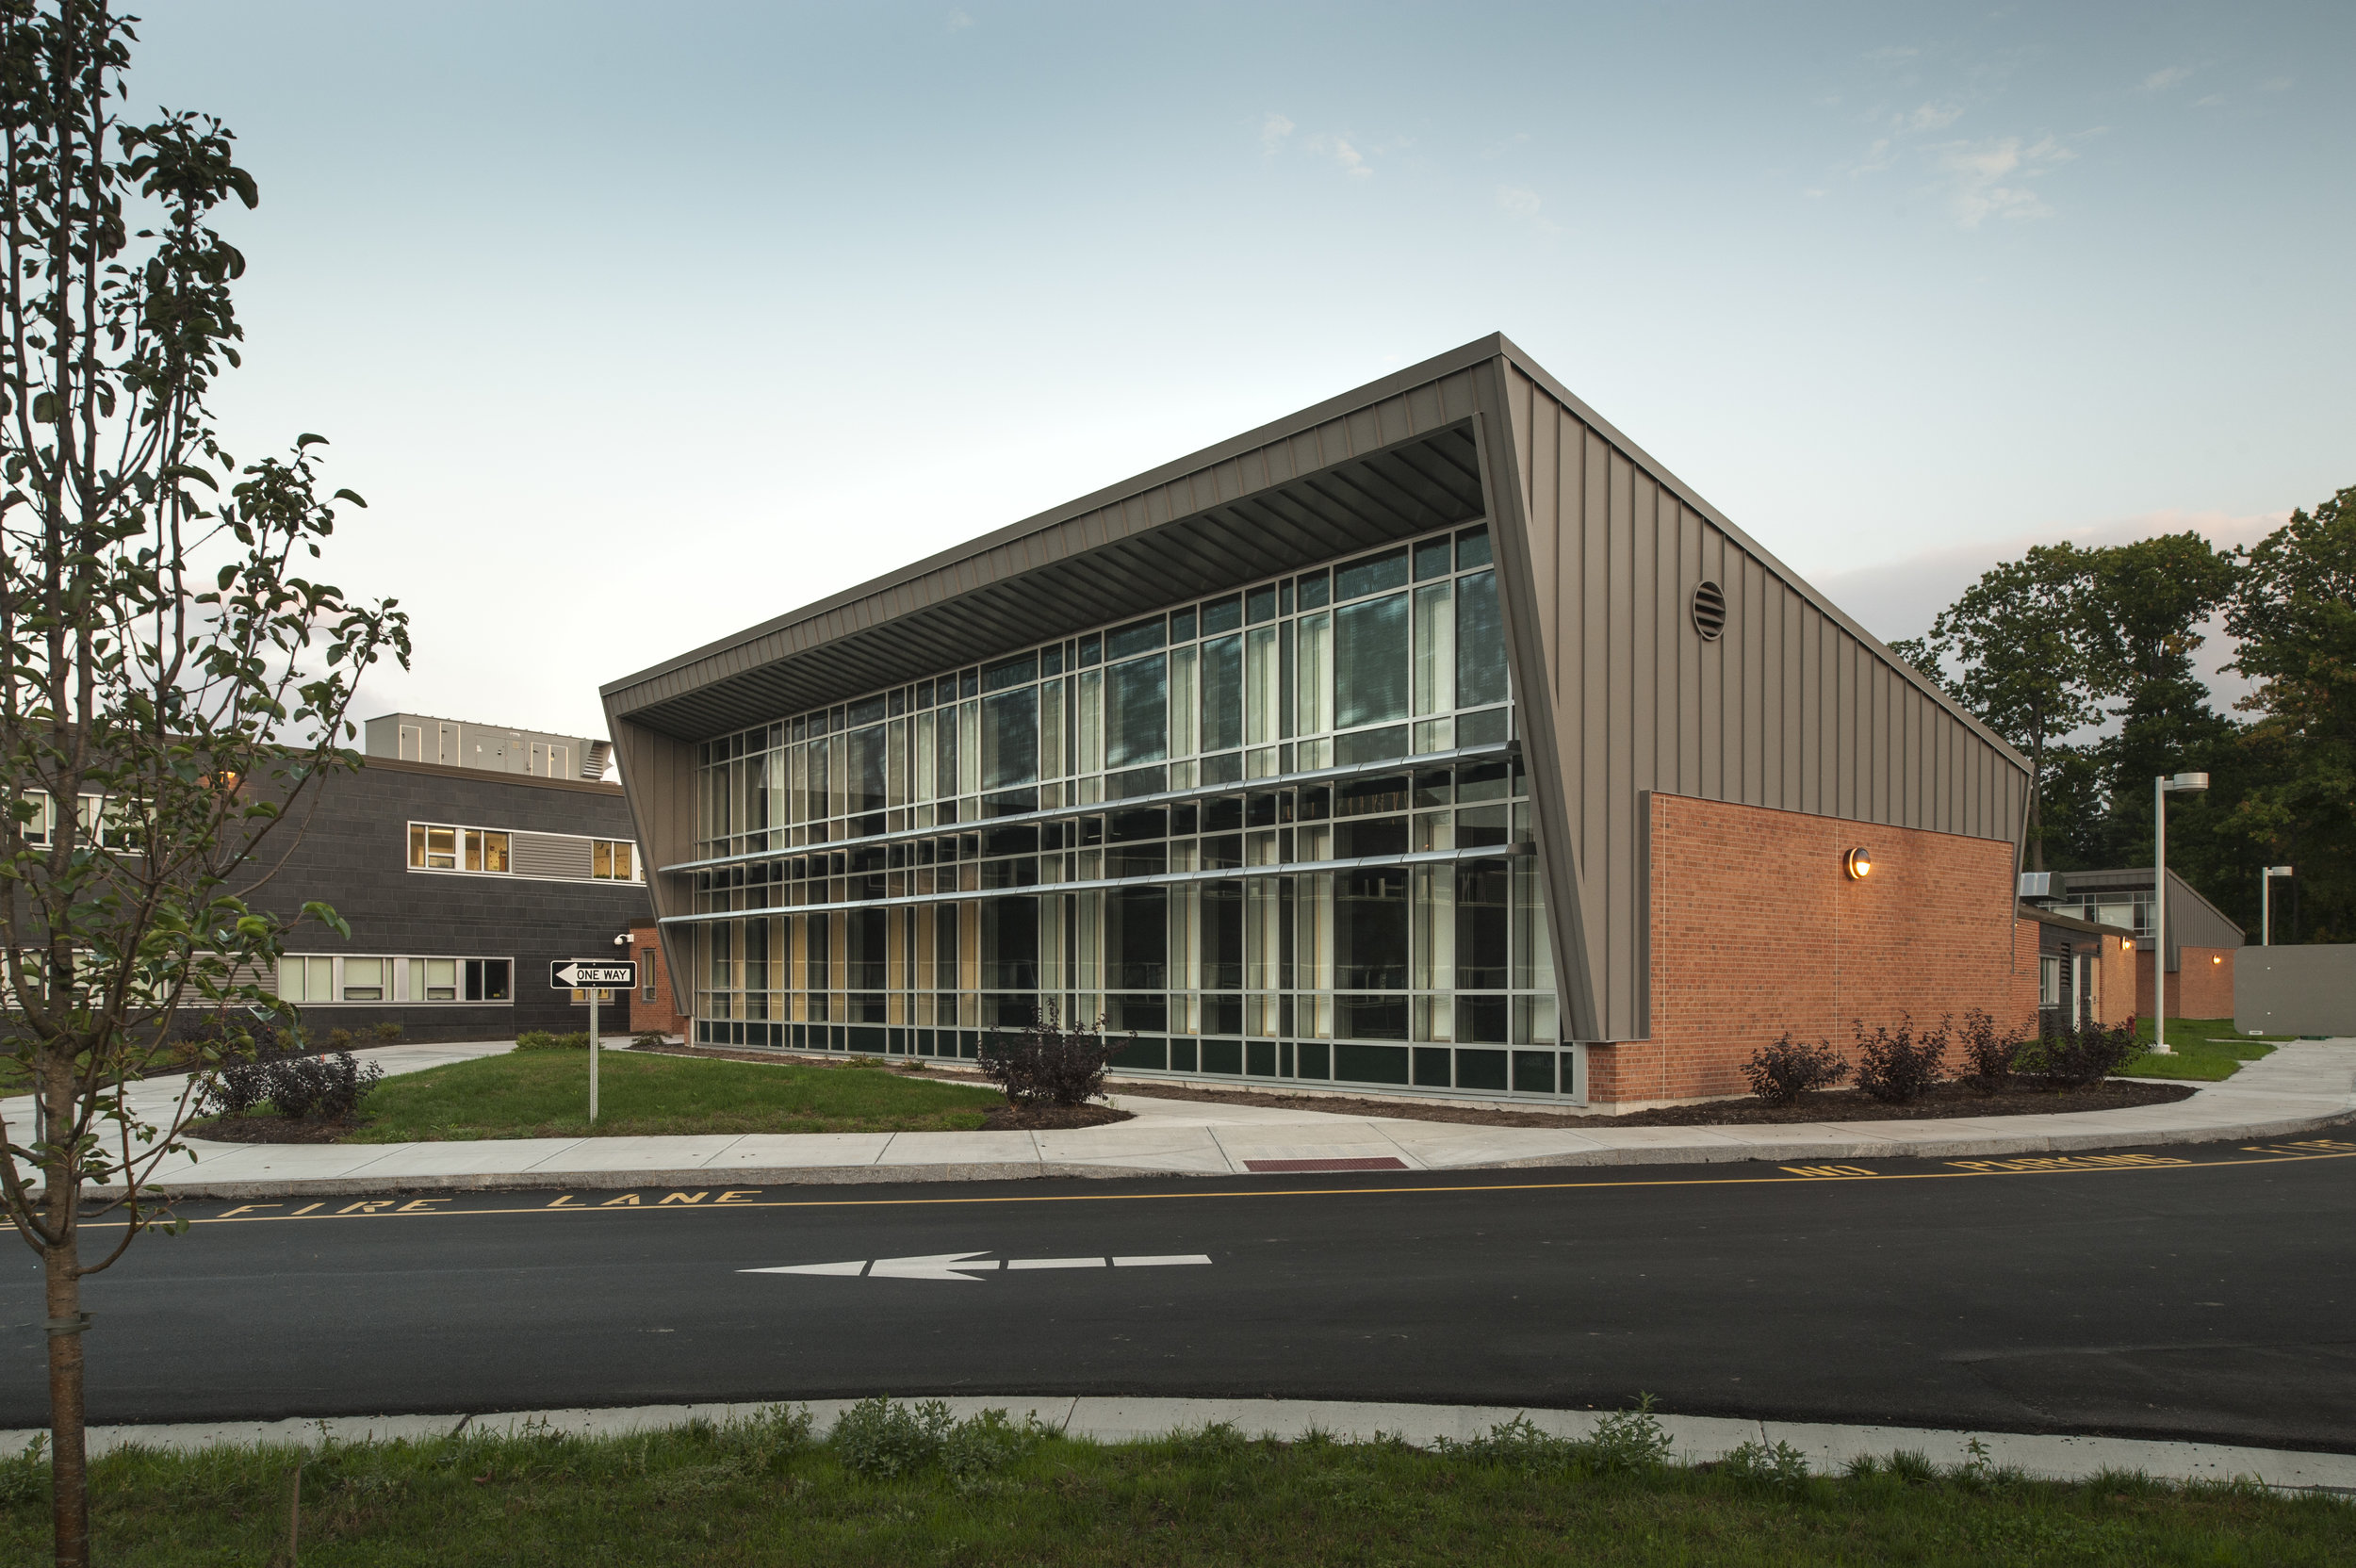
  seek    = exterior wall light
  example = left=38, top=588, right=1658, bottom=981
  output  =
left=1844, top=847, right=1873, bottom=880
left=2211, top=955, right=2222, bottom=965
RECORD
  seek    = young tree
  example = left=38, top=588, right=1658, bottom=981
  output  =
left=2222, top=486, right=2356, bottom=941
left=1906, top=545, right=2104, bottom=871
left=0, top=7, right=408, bottom=1562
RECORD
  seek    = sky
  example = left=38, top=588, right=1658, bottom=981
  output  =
left=125, top=2, right=2354, bottom=752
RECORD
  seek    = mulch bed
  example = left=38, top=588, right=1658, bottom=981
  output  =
left=981, top=1102, right=1135, bottom=1132
left=1115, top=1077, right=2199, bottom=1129
left=189, top=1115, right=367, bottom=1144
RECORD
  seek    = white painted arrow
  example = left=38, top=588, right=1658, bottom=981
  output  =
left=741, top=1251, right=1214, bottom=1281
left=869, top=1251, right=1001, bottom=1281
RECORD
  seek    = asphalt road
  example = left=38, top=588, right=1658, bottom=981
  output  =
left=4, top=1134, right=2352, bottom=1450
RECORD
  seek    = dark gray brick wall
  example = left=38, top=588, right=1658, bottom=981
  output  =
left=242, top=760, right=653, bottom=1039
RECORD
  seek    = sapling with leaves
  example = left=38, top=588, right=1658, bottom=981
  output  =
left=0, top=6, right=408, bottom=1563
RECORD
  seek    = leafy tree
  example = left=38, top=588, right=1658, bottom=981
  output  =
left=2221, top=487, right=2356, bottom=940
left=0, top=6, right=407, bottom=1562
left=1904, top=545, right=2104, bottom=871
left=2075, top=533, right=2243, bottom=873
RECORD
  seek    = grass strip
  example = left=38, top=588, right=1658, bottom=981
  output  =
left=2119, top=1016, right=2289, bottom=1082
left=283, top=1050, right=1003, bottom=1141
left=0, top=1402, right=2345, bottom=1566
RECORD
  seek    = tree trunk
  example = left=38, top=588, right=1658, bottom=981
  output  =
left=42, top=1063, right=90, bottom=1568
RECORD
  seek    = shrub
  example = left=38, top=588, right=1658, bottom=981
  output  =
left=829, top=1398, right=1039, bottom=1484
left=1721, top=1438, right=1813, bottom=1492
left=515, top=1030, right=591, bottom=1051
left=2020, top=1016, right=2141, bottom=1088
left=1433, top=1414, right=1575, bottom=1469
left=203, top=1052, right=384, bottom=1120
left=979, top=1004, right=1121, bottom=1108
left=0, top=1434, right=45, bottom=1508
left=373, top=1021, right=403, bottom=1042
left=1957, top=1008, right=2014, bottom=1094
left=1585, top=1395, right=1673, bottom=1474
left=326, top=1026, right=355, bottom=1050
left=633, top=1031, right=669, bottom=1048
left=1853, top=1016, right=1948, bottom=1104
left=832, top=1397, right=955, bottom=1479
left=268, top=1052, right=384, bottom=1119
left=200, top=1062, right=270, bottom=1118
left=1742, top=1033, right=1847, bottom=1106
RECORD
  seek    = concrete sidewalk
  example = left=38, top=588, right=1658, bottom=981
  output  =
left=8, top=1036, right=2346, bottom=1200
left=8, top=1396, right=2353, bottom=1494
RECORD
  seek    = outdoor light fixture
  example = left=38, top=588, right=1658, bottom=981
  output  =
left=2261, top=864, right=2294, bottom=946
left=1844, top=847, right=1873, bottom=880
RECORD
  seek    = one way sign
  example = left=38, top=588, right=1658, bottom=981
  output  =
left=551, top=959, right=636, bottom=989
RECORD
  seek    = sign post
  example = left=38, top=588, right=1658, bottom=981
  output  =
left=551, top=960, right=637, bottom=1126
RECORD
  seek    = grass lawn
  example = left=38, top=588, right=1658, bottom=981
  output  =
left=4, top=1403, right=2346, bottom=1566
left=319, top=1049, right=1005, bottom=1141
left=2119, top=1017, right=2291, bottom=1082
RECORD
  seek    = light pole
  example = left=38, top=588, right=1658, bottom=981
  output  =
left=2151, top=772, right=2209, bottom=1055
left=2261, top=865, right=2294, bottom=947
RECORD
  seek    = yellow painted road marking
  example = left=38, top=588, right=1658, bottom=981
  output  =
left=1778, top=1165, right=1878, bottom=1178
left=141, top=1141, right=2356, bottom=1229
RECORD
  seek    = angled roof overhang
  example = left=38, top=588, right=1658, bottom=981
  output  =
left=602, top=347, right=1497, bottom=742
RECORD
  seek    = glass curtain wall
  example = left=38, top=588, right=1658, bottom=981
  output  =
left=679, top=522, right=1569, bottom=1100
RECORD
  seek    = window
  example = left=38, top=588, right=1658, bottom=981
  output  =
left=279, top=955, right=510, bottom=1004
left=409, top=824, right=457, bottom=870
left=342, top=956, right=385, bottom=1002
left=642, top=947, right=658, bottom=1004
left=276, top=956, right=334, bottom=1003
left=2039, top=954, right=2061, bottom=1007
left=466, top=829, right=510, bottom=873
left=411, top=956, right=458, bottom=1002
left=592, top=839, right=636, bottom=880
left=465, top=958, right=512, bottom=1001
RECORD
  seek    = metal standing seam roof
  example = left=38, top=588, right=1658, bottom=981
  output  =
left=599, top=332, right=2023, bottom=773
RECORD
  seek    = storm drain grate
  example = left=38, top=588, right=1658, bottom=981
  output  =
left=1242, top=1156, right=1409, bottom=1172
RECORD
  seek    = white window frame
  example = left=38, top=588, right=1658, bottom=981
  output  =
left=277, top=954, right=515, bottom=1006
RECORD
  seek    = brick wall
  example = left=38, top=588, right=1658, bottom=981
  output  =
left=630, top=922, right=689, bottom=1038
left=2092, top=930, right=2138, bottom=1027
left=1584, top=792, right=2026, bottom=1104
left=2135, top=946, right=2237, bottom=1022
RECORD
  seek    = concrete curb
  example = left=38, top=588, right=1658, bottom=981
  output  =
left=85, top=1106, right=2353, bottom=1201
left=7, top=1396, right=2350, bottom=1494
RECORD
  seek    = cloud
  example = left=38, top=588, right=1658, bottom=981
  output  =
left=1901, top=101, right=1963, bottom=133
left=1937, top=134, right=2076, bottom=226
left=2140, top=65, right=2191, bottom=91
left=2195, top=94, right=2227, bottom=108
left=1852, top=102, right=1963, bottom=174
left=1495, top=186, right=1541, bottom=220
left=1307, top=133, right=1371, bottom=178
left=1259, top=111, right=1295, bottom=155
left=946, top=8, right=973, bottom=30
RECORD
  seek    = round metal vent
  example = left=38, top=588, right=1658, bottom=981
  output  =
left=1691, top=580, right=1726, bottom=640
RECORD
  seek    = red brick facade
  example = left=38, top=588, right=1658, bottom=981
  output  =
left=2135, top=945, right=2236, bottom=1022
left=629, top=922, right=689, bottom=1039
left=2089, top=928, right=2140, bottom=1027
left=1584, top=792, right=2028, bottom=1104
